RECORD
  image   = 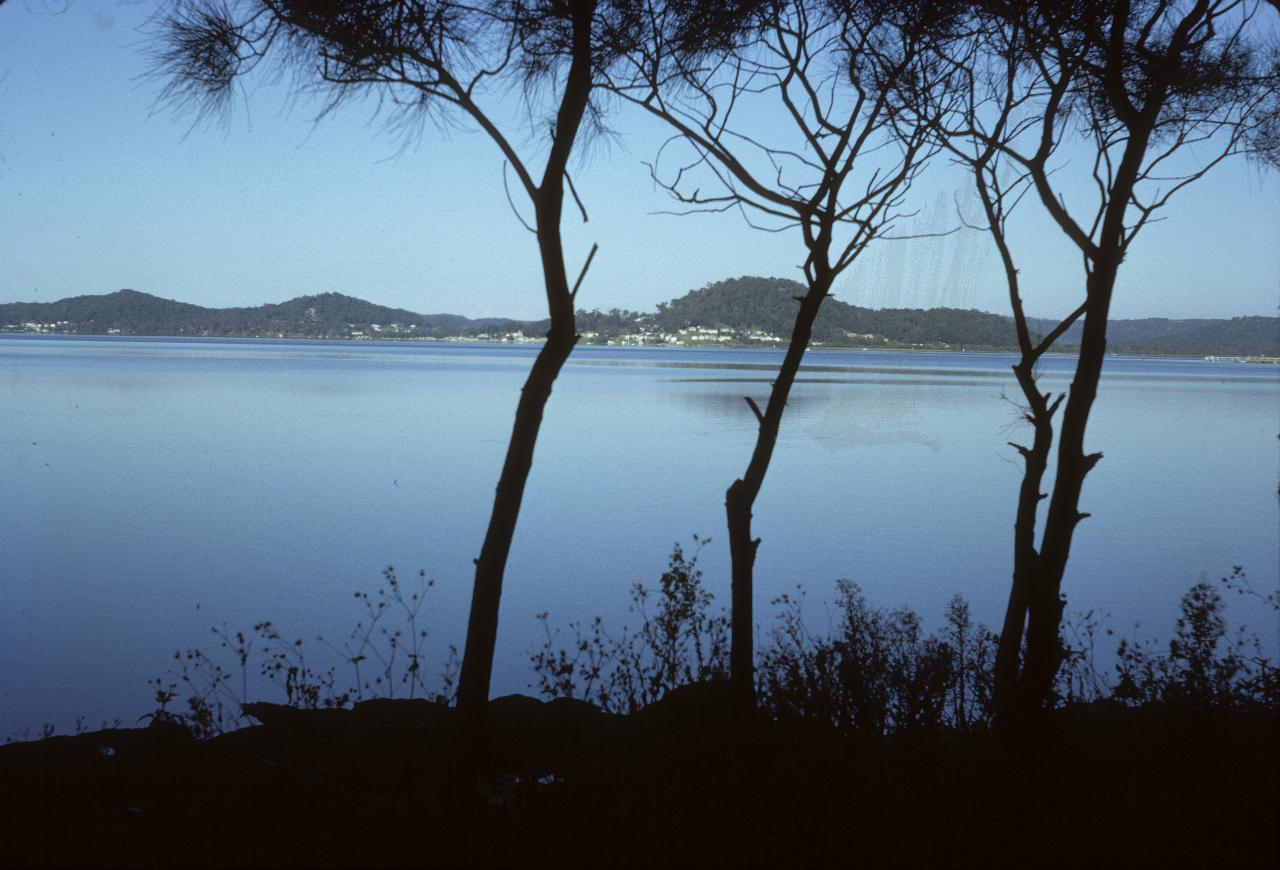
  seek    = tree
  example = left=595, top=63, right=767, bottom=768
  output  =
left=153, top=0, right=638, bottom=750
left=922, top=0, right=1279, bottom=722
left=611, top=0, right=957, bottom=717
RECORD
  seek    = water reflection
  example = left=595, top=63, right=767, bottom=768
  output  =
left=803, top=387, right=943, bottom=452
left=1, top=335, right=1276, bottom=738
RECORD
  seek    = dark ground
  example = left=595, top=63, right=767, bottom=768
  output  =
left=2, top=684, right=1276, bottom=868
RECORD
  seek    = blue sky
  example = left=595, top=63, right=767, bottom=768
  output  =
left=1, top=0, right=1277, bottom=320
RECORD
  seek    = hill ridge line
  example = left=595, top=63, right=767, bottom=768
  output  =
left=2, top=280, right=1276, bottom=357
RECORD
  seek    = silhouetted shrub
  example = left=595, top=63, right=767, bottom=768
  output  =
left=533, top=548, right=1277, bottom=731
left=530, top=538, right=729, bottom=713
left=757, top=582, right=996, bottom=734
left=1054, top=606, right=1112, bottom=706
left=1112, top=571, right=1279, bottom=709
left=151, top=549, right=1277, bottom=741
left=941, top=595, right=998, bottom=728
left=147, top=567, right=456, bottom=737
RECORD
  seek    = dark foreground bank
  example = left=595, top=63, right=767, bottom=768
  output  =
left=1, top=684, right=1275, bottom=869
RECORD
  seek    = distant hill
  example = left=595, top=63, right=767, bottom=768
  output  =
left=1026, top=313, right=1279, bottom=356
left=640, top=276, right=1278, bottom=355
left=0, top=289, right=207, bottom=333
left=2, top=282, right=1276, bottom=357
left=0, top=290, right=519, bottom=339
left=647, top=276, right=1019, bottom=347
left=1127, top=317, right=1278, bottom=356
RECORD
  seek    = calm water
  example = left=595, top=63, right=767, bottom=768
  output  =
left=2, top=335, right=1277, bottom=735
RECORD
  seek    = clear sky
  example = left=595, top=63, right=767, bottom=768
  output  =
left=2, top=0, right=1277, bottom=321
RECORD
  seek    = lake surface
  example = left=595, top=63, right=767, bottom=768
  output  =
left=2, top=335, right=1277, bottom=735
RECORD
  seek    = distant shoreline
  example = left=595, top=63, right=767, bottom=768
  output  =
left=3, top=330, right=1277, bottom=362
left=4, top=286, right=1277, bottom=358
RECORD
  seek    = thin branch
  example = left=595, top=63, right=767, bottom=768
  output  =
left=1031, top=299, right=1089, bottom=359
left=570, top=242, right=599, bottom=302
left=503, top=162, right=537, bottom=234
left=566, top=170, right=589, bottom=223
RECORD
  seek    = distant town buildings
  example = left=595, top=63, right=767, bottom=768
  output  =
left=578, top=325, right=786, bottom=347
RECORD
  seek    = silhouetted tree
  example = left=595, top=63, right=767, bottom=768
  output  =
left=918, top=0, right=1279, bottom=723
left=152, top=0, right=641, bottom=757
left=611, top=0, right=959, bottom=718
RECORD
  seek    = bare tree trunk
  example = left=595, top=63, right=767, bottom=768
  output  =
left=957, top=0, right=1248, bottom=726
left=972, top=170, right=1069, bottom=726
left=726, top=268, right=834, bottom=721
left=992, top=361, right=1056, bottom=723
left=1002, top=50, right=1157, bottom=716
left=1015, top=266, right=1114, bottom=715
left=456, top=327, right=578, bottom=716
left=454, top=0, right=594, bottom=770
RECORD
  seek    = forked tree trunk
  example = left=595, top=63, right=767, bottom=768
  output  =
left=994, top=54, right=1162, bottom=718
left=727, top=267, right=835, bottom=721
left=970, top=172, right=1069, bottom=726
left=1013, top=264, right=1115, bottom=716
left=992, top=362, right=1056, bottom=723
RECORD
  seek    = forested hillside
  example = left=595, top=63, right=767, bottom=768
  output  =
left=0, top=290, right=519, bottom=339
left=3, top=281, right=1276, bottom=356
left=637, top=276, right=1278, bottom=354
left=1024, top=314, right=1278, bottom=356
left=646, top=276, right=1019, bottom=346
